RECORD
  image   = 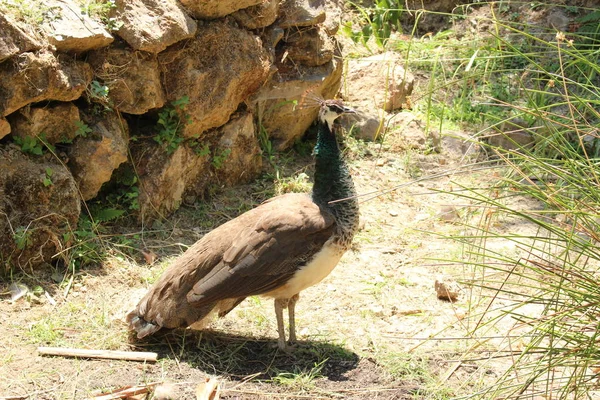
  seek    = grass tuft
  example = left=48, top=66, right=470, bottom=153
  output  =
left=430, top=6, right=600, bottom=397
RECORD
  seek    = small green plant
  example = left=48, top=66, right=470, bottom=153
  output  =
left=77, top=0, right=121, bottom=29
left=42, top=167, right=53, bottom=187
left=211, top=148, right=231, bottom=170
left=60, top=202, right=139, bottom=272
left=191, top=141, right=211, bottom=157
left=13, top=226, right=33, bottom=250
left=89, top=80, right=109, bottom=100
left=13, top=135, right=44, bottom=155
left=78, top=0, right=115, bottom=17
left=104, top=16, right=122, bottom=31
left=74, top=120, right=92, bottom=138
left=258, top=124, right=276, bottom=164
left=154, top=96, right=191, bottom=154
left=86, top=80, right=112, bottom=113
left=58, top=120, right=92, bottom=144
left=343, top=0, right=404, bottom=47
left=63, top=215, right=105, bottom=270
left=0, top=0, right=52, bottom=25
left=122, top=185, right=140, bottom=211
left=105, top=168, right=140, bottom=211
left=90, top=207, right=125, bottom=222
left=87, top=164, right=140, bottom=224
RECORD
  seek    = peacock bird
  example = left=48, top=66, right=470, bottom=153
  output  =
left=126, top=98, right=359, bottom=351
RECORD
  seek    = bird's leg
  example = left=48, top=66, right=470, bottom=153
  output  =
left=274, top=298, right=287, bottom=351
left=287, top=294, right=299, bottom=343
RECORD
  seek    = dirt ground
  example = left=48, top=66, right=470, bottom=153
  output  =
left=0, top=123, right=538, bottom=400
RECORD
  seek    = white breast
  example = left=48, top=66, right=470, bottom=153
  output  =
left=264, top=242, right=345, bottom=299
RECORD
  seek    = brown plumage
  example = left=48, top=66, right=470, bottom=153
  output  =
left=127, top=99, right=358, bottom=350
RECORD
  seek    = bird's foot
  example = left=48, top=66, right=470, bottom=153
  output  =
left=276, top=341, right=297, bottom=354
left=274, top=335, right=298, bottom=353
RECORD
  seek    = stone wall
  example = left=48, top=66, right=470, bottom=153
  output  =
left=0, top=0, right=344, bottom=272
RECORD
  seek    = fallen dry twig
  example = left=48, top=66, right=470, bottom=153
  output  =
left=196, top=377, right=220, bottom=400
left=38, top=347, right=158, bottom=362
left=88, top=383, right=159, bottom=399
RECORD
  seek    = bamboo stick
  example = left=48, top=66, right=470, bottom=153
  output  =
left=38, top=347, right=158, bottom=362
left=89, top=384, right=157, bottom=400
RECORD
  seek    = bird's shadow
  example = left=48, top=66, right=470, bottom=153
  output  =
left=129, top=329, right=359, bottom=382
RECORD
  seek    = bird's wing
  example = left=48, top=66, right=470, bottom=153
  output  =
left=187, top=194, right=335, bottom=304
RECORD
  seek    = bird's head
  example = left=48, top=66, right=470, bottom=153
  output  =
left=318, top=99, right=356, bottom=131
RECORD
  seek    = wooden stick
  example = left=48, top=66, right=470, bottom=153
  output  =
left=89, top=383, right=158, bottom=399
left=38, top=347, right=158, bottom=362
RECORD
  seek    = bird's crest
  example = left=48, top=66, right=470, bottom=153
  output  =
left=298, top=90, right=344, bottom=110
left=297, top=89, right=326, bottom=109
left=298, top=90, right=355, bottom=131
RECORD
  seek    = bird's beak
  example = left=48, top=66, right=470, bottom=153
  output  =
left=342, top=106, right=356, bottom=114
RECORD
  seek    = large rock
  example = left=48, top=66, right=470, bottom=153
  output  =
left=0, top=146, right=80, bottom=272
left=339, top=108, right=386, bottom=141
left=0, top=118, right=10, bottom=140
left=322, top=0, right=343, bottom=35
left=213, top=111, right=262, bottom=186
left=180, top=0, right=263, bottom=19
left=8, top=102, right=80, bottom=145
left=0, top=13, right=42, bottom=62
left=0, top=51, right=92, bottom=117
left=233, top=0, right=280, bottom=30
left=135, top=142, right=211, bottom=221
left=261, top=25, right=285, bottom=51
left=484, top=118, right=535, bottom=151
left=402, top=0, right=462, bottom=33
left=159, top=21, right=271, bottom=138
left=278, top=0, right=326, bottom=29
left=42, top=0, right=113, bottom=53
left=343, top=52, right=414, bottom=112
left=68, top=110, right=129, bottom=200
left=133, top=111, right=262, bottom=220
left=111, top=0, right=197, bottom=53
left=255, top=54, right=343, bottom=150
left=282, top=27, right=334, bottom=66
left=88, top=48, right=165, bottom=114
left=388, top=112, right=441, bottom=151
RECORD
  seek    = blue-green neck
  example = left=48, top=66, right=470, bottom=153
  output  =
left=312, top=123, right=357, bottom=213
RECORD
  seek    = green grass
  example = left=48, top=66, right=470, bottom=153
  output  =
left=271, top=359, right=326, bottom=391
left=233, top=296, right=270, bottom=328
left=341, top=2, right=600, bottom=398
left=0, top=0, right=51, bottom=25
left=0, top=0, right=119, bottom=32
left=273, top=171, right=312, bottom=195
left=154, top=96, right=190, bottom=154
left=28, top=318, right=63, bottom=345
left=377, top=349, right=455, bottom=399
left=27, top=296, right=128, bottom=350
left=415, top=7, right=600, bottom=398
